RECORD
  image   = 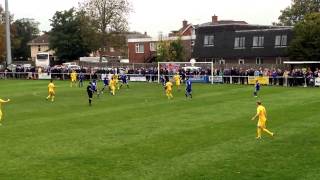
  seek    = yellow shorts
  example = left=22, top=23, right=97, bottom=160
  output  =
left=49, top=91, right=55, bottom=96
left=111, top=86, right=115, bottom=91
left=176, top=82, right=180, bottom=86
left=258, top=120, right=266, bottom=128
left=72, top=79, right=76, bottom=82
left=166, top=90, right=172, bottom=94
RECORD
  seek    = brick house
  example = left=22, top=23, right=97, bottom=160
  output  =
left=127, top=20, right=196, bottom=63
left=192, top=15, right=294, bottom=65
left=29, top=32, right=149, bottom=62
left=92, top=32, right=150, bottom=61
left=28, top=33, right=55, bottom=61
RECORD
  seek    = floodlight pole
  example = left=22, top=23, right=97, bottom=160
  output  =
left=5, top=0, right=12, bottom=66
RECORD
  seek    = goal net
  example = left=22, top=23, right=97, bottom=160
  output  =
left=157, top=60, right=214, bottom=84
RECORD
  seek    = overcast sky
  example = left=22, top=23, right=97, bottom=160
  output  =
left=0, top=0, right=292, bottom=37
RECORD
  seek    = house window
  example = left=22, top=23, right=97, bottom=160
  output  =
left=204, top=35, right=214, bottom=46
left=234, top=37, right=246, bottom=49
left=275, top=35, right=287, bottom=47
left=239, top=59, right=245, bottom=64
left=219, top=59, right=225, bottom=65
left=38, top=45, right=41, bottom=52
left=256, top=57, right=263, bottom=65
left=150, top=42, right=156, bottom=52
left=135, top=43, right=144, bottom=53
left=253, top=36, right=264, bottom=48
left=276, top=57, right=283, bottom=64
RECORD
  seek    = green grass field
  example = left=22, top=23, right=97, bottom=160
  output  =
left=0, top=80, right=320, bottom=180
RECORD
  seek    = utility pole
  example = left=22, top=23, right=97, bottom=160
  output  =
left=5, top=0, right=12, bottom=66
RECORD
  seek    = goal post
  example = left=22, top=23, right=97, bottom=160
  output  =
left=157, top=60, right=214, bottom=84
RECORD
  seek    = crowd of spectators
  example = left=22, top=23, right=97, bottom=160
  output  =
left=1, top=65, right=320, bottom=87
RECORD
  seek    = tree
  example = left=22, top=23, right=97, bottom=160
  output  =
left=0, top=24, right=5, bottom=63
left=168, top=37, right=185, bottom=62
left=276, top=0, right=320, bottom=26
left=11, top=18, right=39, bottom=61
left=105, top=32, right=127, bottom=56
left=49, top=8, right=100, bottom=61
left=288, top=13, right=320, bottom=61
left=0, top=5, right=5, bottom=63
left=77, top=10, right=101, bottom=53
left=80, top=0, right=131, bottom=56
left=156, top=38, right=185, bottom=62
left=156, top=40, right=170, bottom=62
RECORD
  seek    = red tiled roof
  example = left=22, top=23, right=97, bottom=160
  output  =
left=28, top=34, right=49, bottom=45
left=170, top=24, right=193, bottom=37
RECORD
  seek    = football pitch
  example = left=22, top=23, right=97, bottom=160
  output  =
left=0, top=80, right=320, bottom=180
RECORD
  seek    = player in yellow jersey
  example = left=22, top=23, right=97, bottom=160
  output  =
left=0, top=98, right=10, bottom=126
left=110, top=77, right=116, bottom=96
left=46, top=80, right=56, bottom=102
left=173, top=73, right=181, bottom=91
left=70, top=70, right=77, bottom=87
left=165, top=80, right=173, bottom=100
left=251, top=101, right=274, bottom=139
left=114, top=74, right=120, bottom=90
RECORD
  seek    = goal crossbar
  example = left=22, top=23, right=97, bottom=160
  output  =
left=157, top=62, right=214, bottom=84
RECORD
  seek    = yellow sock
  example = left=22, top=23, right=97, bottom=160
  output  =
left=52, top=96, right=55, bottom=102
left=47, top=95, right=51, bottom=99
left=257, top=128, right=262, bottom=138
left=263, top=128, right=274, bottom=136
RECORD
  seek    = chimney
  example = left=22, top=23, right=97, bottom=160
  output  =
left=212, top=15, right=218, bottom=24
left=144, top=32, right=148, bottom=36
left=183, top=20, right=188, bottom=28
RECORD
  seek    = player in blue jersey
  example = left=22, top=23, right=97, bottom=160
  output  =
left=100, top=77, right=110, bottom=94
left=160, top=75, right=166, bottom=86
left=78, top=72, right=84, bottom=88
left=185, top=78, right=192, bottom=99
left=91, top=79, right=100, bottom=97
left=254, top=80, right=260, bottom=97
left=120, top=74, right=129, bottom=88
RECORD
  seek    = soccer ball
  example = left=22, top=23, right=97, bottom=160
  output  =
left=190, top=59, right=196, bottom=66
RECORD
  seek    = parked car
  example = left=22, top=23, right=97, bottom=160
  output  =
left=67, top=65, right=81, bottom=70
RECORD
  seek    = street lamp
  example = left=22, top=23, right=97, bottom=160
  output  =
left=5, top=0, right=12, bottom=66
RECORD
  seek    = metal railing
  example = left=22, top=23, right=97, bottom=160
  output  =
left=0, top=72, right=318, bottom=87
